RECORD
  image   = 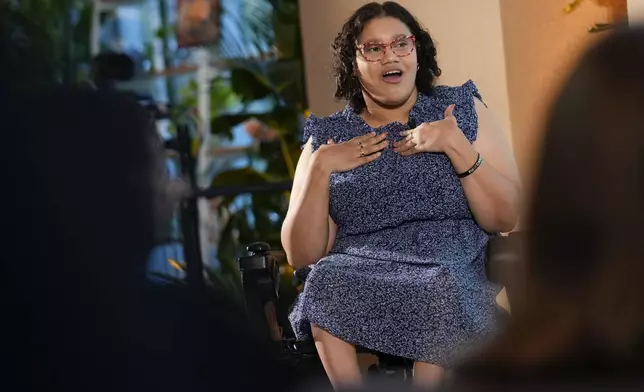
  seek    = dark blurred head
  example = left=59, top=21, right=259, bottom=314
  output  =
left=0, top=2, right=182, bottom=387
left=3, top=86, right=168, bottom=292
left=0, top=8, right=296, bottom=392
left=527, top=23, right=644, bottom=351
left=91, top=52, right=136, bottom=89
left=459, top=25, right=644, bottom=383
left=0, top=83, right=180, bottom=390
left=0, top=0, right=176, bottom=290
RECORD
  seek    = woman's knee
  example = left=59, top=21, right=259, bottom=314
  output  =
left=413, top=361, right=446, bottom=387
left=310, top=323, right=362, bottom=388
left=311, top=323, right=347, bottom=344
left=310, top=323, right=357, bottom=356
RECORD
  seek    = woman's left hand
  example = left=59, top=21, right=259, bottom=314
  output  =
left=394, top=104, right=459, bottom=156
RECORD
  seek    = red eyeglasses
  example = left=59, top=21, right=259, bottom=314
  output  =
left=356, top=35, right=416, bottom=62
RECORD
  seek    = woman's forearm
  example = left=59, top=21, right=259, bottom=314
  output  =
left=281, top=158, right=333, bottom=268
left=443, top=132, right=520, bottom=233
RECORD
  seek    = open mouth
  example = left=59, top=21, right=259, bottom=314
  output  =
left=382, top=69, right=403, bottom=83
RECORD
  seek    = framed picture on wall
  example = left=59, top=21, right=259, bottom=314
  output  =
left=177, top=0, right=221, bottom=48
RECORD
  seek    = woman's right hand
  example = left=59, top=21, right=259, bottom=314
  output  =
left=312, top=132, right=388, bottom=174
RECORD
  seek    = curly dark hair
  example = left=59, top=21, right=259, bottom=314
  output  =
left=332, top=1, right=442, bottom=112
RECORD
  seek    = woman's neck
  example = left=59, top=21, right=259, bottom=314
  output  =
left=361, top=88, right=418, bottom=128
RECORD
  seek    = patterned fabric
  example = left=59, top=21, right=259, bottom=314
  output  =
left=288, top=80, right=504, bottom=367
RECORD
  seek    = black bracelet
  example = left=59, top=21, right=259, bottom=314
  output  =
left=457, top=153, right=483, bottom=178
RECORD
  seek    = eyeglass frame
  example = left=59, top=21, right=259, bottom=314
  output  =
left=356, top=35, right=416, bottom=62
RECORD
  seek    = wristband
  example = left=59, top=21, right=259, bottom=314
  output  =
left=457, top=153, right=483, bottom=178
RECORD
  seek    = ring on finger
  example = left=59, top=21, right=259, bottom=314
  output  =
left=359, top=146, right=365, bottom=157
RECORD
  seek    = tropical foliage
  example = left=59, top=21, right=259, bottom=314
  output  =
left=564, top=0, right=627, bottom=33
left=168, top=0, right=305, bottom=307
left=3, top=0, right=93, bottom=83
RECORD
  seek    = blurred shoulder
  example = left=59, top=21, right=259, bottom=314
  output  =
left=302, top=108, right=354, bottom=150
left=305, top=109, right=352, bottom=131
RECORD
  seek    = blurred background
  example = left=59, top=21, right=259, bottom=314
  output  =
left=7, top=0, right=640, bottom=343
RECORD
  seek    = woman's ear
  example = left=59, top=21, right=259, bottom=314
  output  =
left=352, top=61, right=361, bottom=77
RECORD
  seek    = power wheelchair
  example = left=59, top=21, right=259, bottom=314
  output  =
left=237, top=232, right=525, bottom=381
left=167, top=123, right=525, bottom=381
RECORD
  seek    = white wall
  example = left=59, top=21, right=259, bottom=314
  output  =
left=628, top=0, right=644, bottom=21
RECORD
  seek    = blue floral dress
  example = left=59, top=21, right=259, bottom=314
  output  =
left=288, top=80, right=504, bottom=367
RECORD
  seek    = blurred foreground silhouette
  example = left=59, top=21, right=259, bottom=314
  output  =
left=454, top=24, right=644, bottom=390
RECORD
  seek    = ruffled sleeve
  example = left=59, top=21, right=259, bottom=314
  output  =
left=301, top=113, right=327, bottom=153
left=457, top=80, right=485, bottom=142
left=462, top=79, right=486, bottom=107
left=427, top=80, right=486, bottom=143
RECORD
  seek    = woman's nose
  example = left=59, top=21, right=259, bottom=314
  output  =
left=381, top=51, right=400, bottom=64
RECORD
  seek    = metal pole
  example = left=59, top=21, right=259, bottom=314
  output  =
left=158, top=0, right=176, bottom=103
left=176, top=124, right=205, bottom=288
left=196, top=181, right=293, bottom=199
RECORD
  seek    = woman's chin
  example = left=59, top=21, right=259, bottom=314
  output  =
left=363, top=84, right=417, bottom=108
left=375, top=92, right=415, bottom=108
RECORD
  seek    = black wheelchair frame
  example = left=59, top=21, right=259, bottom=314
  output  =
left=171, top=124, right=526, bottom=380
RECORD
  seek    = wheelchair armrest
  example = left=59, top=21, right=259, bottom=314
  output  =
left=238, top=242, right=282, bottom=343
left=238, top=242, right=280, bottom=300
left=486, top=231, right=526, bottom=309
left=238, top=244, right=320, bottom=363
left=292, top=267, right=312, bottom=287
